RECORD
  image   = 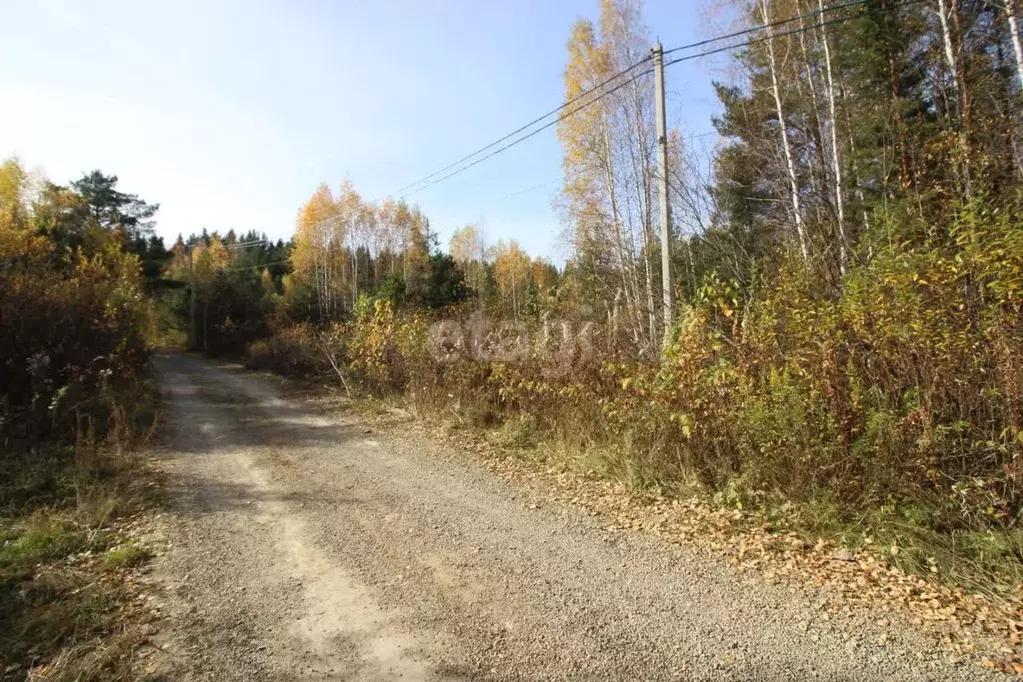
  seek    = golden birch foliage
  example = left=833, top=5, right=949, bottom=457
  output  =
left=450, top=224, right=487, bottom=295
left=404, top=205, right=431, bottom=299
left=492, top=239, right=531, bottom=313
left=450, top=224, right=484, bottom=266
left=530, top=257, right=554, bottom=292
left=293, top=183, right=351, bottom=319
left=292, top=183, right=337, bottom=277
left=0, top=157, right=28, bottom=228
left=557, top=19, right=613, bottom=259
left=167, top=237, right=189, bottom=277
left=193, top=236, right=230, bottom=283
left=336, top=180, right=363, bottom=243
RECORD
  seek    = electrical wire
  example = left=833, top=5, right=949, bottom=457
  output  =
left=665, top=0, right=925, bottom=69
left=402, top=68, right=654, bottom=199
left=227, top=258, right=291, bottom=272
left=666, top=12, right=861, bottom=68
left=662, top=0, right=869, bottom=56
left=400, top=3, right=894, bottom=200
left=225, top=238, right=268, bottom=249
left=395, top=0, right=876, bottom=199
left=395, top=57, right=653, bottom=195
left=491, top=129, right=720, bottom=202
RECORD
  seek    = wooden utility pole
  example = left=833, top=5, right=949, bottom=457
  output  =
left=653, top=42, right=675, bottom=348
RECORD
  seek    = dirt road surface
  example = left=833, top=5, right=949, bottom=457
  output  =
left=145, top=354, right=997, bottom=681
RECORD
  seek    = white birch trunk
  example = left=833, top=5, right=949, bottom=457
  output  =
left=937, top=0, right=972, bottom=198
left=937, top=0, right=960, bottom=100
left=1008, top=0, right=1023, bottom=92
left=819, top=0, right=848, bottom=274
left=761, top=0, right=808, bottom=260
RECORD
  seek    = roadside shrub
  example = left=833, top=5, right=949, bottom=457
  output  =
left=1, top=189, right=150, bottom=446
left=245, top=323, right=322, bottom=377
left=346, top=297, right=429, bottom=394
left=242, top=196, right=1023, bottom=588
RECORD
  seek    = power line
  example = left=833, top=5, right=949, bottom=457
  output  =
left=402, top=68, right=654, bottom=199
left=227, top=258, right=291, bottom=272
left=400, top=3, right=890, bottom=200
left=662, top=0, right=868, bottom=57
left=394, top=57, right=653, bottom=196
left=222, top=3, right=881, bottom=275
left=491, top=130, right=721, bottom=202
left=662, top=2, right=907, bottom=70
left=225, top=238, right=268, bottom=249
left=394, top=0, right=874, bottom=199
left=493, top=177, right=562, bottom=202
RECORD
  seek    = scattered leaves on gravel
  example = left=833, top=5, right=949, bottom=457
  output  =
left=376, top=416, right=1023, bottom=676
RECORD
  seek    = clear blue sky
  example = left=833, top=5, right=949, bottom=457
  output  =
left=1, top=0, right=733, bottom=260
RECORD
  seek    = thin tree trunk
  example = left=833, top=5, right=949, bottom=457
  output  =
left=937, top=0, right=973, bottom=198
left=938, top=0, right=961, bottom=101
left=888, top=54, right=911, bottom=193
left=642, top=223, right=657, bottom=343
left=761, top=0, right=808, bottom=261
left=818, top=0, right=848, bottom=274
left=353, top=242, right=359, bottom=309
left=1007, top=0, right=1023, bottom=92
left=601, top=125, right=639, bottom=344
left=797, top=6, right=829, bottom=215
left=624, top=84, right=658, bottom=346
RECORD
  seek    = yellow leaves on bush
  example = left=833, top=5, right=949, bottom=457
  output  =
left=1, top=160, right=150, bottom=442
left=345, top=298, right=428, bottom=394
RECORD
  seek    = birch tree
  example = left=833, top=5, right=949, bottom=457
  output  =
left=557, top=0, right=672, bottom=351
left=1007, top=0, right=1023, bottom=91
left=450, top=224, right=488, bottom=301
left=292, top=184, right=339, bottom=321
left=761, top=0, right=808, bottom=261
left=818, top=0, right=847, bottom=273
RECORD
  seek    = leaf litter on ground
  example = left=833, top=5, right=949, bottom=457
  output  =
left=375, top=413, right=1023, bottom=676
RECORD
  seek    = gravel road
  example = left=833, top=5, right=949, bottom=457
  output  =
left=146, top=353, right=999, bottom=681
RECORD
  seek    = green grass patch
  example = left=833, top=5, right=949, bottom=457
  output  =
left=103, top=543, right=153, bottom=571
left=0, top=520, right=84, bottom=567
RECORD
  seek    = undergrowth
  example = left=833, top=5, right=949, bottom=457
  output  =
left=0, top=378, right=160, bottom=682
left=244, top=196, right=1023, bottom=600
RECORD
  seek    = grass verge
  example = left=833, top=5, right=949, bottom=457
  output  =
left=0, top=379, right=161, bottom=682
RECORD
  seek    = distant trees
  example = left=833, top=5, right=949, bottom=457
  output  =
left=290, top=184, right=447, bottom=320
left=450, top=224, right=488, bottom=301
left=492, top=239, right=531, bottom=318
left=162, top=229, right=291, bottom=354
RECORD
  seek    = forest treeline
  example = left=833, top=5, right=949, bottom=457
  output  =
left=3, top=0, right=1023, bottom=597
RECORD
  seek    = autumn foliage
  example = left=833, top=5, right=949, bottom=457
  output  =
left=235, top=0, right=1023, bottom=588
left=0, top=159, right=151, bottom=445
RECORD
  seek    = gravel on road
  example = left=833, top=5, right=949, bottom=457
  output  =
left=144, top=353, right=1002, bottom=681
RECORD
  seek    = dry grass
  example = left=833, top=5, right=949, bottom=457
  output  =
left=0, top=380, right=161, bottom=682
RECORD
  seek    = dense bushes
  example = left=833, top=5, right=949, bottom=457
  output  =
left=247, top=197, right=1023, bottom=587
left=246, top=298, right=430, bottom=391
left=1, top=158, right=161, bottom=679
left=1, top=161, right=151, bottom=446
